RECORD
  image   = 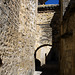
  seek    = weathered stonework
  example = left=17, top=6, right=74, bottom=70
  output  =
left=36, top=11, right=53, bottom=45
left=0, top=0, right=75, bottom=75
left=35, top=5, right=60, bottom=65
left=0, top=0, right=36, bottom=75
left=60, top=0, right=75, bottom=75
left=35, top=7, right=54, bottom=65
left=63, top=0, right=70, bottom=14
left=61, top=13, right=75, bottom=75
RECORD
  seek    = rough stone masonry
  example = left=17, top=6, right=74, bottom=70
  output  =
left=35, top=5, right=56, bottom=65
left=0, top=0, right=36, bottom=75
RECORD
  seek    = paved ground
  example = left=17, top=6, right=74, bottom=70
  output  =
left=34, top=71, right=42, bottom=75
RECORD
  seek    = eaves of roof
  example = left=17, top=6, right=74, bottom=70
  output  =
left=38, top=4, right=59, bottom=11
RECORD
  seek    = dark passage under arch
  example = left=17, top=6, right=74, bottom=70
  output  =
left=34, top=44, right=52, bottom=71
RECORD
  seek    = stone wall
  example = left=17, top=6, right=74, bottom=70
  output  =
left=60, top=2, right=75, bottom=75
left=35, top=6, right=55, bottom=65
left=63, top=0, right=70, bottom=14
left=35, top=5, right=60, bottom=66
left=61, top=13, right=75, bottom=75
left=0, top=0, right=36, bottom=75
left=36, top=11, right=53, bottom=45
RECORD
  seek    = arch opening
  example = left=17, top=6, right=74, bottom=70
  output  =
left=34, top=44, right=52, bottom=71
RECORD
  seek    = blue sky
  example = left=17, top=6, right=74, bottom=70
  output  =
left=45, top=0, right=59, bottom=4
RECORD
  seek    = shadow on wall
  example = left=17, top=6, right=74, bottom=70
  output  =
left=35, top=5, right=60, bottom=75
left=35, top=59, right=41, bottom=71
left=37, top=23, right=52, bottom=44
left=40, top=48, right=59, bottom=75
left=50, top=5, right=60, bottom=64
left=0, top=58, right=3, bottom=67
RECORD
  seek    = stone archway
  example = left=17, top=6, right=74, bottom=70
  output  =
left=34, top=44, right=52, bottom=59
left=34, top=44, right=52, bottom=71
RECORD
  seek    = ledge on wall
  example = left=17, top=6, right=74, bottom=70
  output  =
left=38, top=4, right=59, bottom=12
left=38, top=4, right=59, bottom=8
left=61, top=31, right=73, bottom=39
